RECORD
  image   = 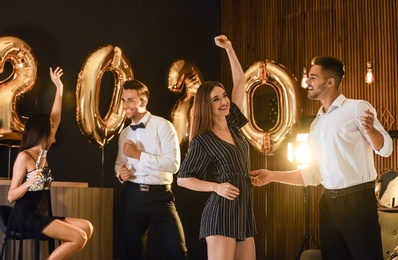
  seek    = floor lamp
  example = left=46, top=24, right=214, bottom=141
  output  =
left=294, top=186, right=320, bottom=260
left=288, top=134, right=319, bottom=259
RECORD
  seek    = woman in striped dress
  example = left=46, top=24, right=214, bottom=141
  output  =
left=177, top=35, right=256, bottom=260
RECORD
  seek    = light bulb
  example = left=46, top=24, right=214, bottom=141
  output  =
left=287, top=134, right=311, bottom=169
left=365, top=61, right=374, bottom=84
left=301, top=67, right=308, bottom=88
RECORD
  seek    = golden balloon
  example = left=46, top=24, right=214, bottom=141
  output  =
left=241, top=60, right=301, bottom=154
left=0, top=36, right=38, bottom=140
left=76, top=45, right=134, bottom=147
left=168, top=59, right=203, bottom=149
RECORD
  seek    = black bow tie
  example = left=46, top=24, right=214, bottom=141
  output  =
left=130, top=122, right=145, bottom=131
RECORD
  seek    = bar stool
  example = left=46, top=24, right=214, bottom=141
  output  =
left=0, top=205, right=55, bottom=260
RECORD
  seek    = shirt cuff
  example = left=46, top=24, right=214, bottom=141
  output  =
left=374, top=133, right=393, bottom=157
left=139, top=152, right=150, bottom=167
left=117, top=174, right=125, bottom=184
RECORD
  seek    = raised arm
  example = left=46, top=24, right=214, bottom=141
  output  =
left=49, top=67, right=64, bottom=133
left=214, top=35, right=245, bottom=110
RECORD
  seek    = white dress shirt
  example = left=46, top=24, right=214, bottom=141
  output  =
left=114, top=112, right=180, bottom=185
left=301, top=94, right=393, bottom=189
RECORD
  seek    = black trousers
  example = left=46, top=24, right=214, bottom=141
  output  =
left=121, top=184, right=188, bottom=260
left=319, top=186, right=383, bottom=260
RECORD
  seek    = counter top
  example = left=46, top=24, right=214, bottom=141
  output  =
left=0, top=178, right=88, bottom=187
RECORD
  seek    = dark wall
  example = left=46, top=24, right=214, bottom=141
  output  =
left=0, top=1, right=221, bottom=259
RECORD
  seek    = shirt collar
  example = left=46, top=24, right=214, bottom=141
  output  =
left=131, top=112, right=151, bottom=127
left=317, top=94, right=346, bottom=116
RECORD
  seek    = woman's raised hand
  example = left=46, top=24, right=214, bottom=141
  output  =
left=214, top=35, right=232, bottom=50
left=50, top=67, right=64, bottom=89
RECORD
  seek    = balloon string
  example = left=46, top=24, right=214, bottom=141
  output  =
left=260, top=62, right=267, bottom=83
left=8, top=141, right=12, bottom=179
left=265, top=153, right=267, bottom=170
left=101, top=146, right=104, bottom=187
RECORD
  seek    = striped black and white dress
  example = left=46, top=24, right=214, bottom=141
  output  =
left=178, top=102, right=257, bottom=241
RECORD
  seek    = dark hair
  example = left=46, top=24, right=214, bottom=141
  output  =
left=123, top=80, right=150, bottom=99
left=311, top=56, right=345, bottom=88
left=189, top=81, right=225, bottom=142
left=20, top=114, right=51, bottom=151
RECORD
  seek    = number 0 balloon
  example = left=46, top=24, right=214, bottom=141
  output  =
left=241, top=60, right=301, bottom=154
left=76, top=45, right=134, bottom=147
left=0, top=36, right=38, bottom=140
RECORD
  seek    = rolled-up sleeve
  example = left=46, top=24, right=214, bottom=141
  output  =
left=300, top=163, right=323, bottom=186
left=375, top=131, right=393, bottom=157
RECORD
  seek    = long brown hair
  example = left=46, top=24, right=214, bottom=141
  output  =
left=19, top=114, right=52, bottom=151
left=189, top=81, right=225, bottom=142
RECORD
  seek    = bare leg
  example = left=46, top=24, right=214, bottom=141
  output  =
left=206, top=235, right=236, bottom=260
left=205, top=235, right=256, bottom=260
left=42, top=218, right=92, bottom=260
left=63, top=217, right=94, bottom=240
left=235, top=237, right=256, bottom=260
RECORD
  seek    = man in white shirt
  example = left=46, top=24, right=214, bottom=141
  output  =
left=250, top=56, right=392, bottom=260
left=114, top=80, right=188, bottom=260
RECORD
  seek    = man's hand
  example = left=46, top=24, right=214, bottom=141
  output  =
left=123, top=139, right=141, bottom=160
left=250, top=169, right=274, bottom=186
left=360, top=109, right=376, bottom=132
left=119, top=165, right=133, bottom=182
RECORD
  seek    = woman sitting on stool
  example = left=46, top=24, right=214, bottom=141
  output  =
left=7, top=67, right=93, bottom=260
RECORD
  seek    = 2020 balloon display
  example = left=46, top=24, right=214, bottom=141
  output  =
left=0, top=36, right=38, bottom=140
left=76, top=45, right=134, bottom=147
left=241, top=60, right=301, bottom=154
left=1, top=36, right=301, bottom=154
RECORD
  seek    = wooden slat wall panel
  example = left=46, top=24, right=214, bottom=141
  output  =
left=222, top=0, right=398, bottom=259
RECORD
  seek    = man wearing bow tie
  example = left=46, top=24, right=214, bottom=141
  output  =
left=114, top=79, right=188, bottom=260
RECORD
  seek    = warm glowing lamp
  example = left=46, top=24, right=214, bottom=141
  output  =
left=301, top=67, right=308, bottom=89
left=365, top=61, right=374, bottom=84
left=288, top=133, right=311, bottom=169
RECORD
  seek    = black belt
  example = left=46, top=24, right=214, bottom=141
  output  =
left=323, top=181, right=374, bottom=198
left=127, top=182, right=171, bottom=192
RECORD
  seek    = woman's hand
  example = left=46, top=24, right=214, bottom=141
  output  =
left=50, top=67, right=64, bottom=89
left=25, top=169, right=43, bottom=188
left=214, top=35, right=232, bottom=50
left=215, top=34, right=246, bottom=110
left=49, top=66, right=64, bottom=136
left=214, top=182, right=240, bottom=200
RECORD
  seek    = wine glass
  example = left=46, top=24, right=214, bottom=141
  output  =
left=30, top=149, right=52, bottom=190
